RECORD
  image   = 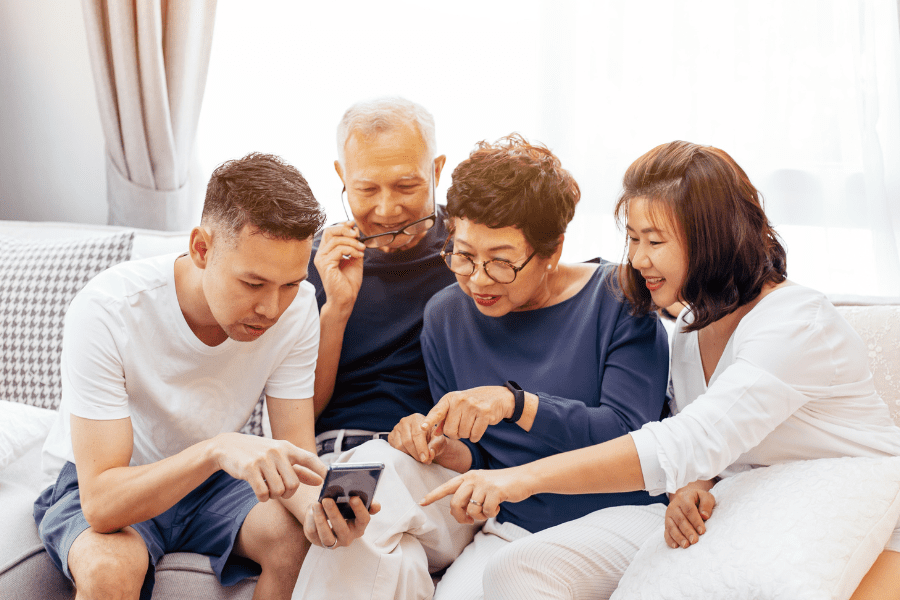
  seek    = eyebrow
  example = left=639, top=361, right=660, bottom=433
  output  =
left=352, top=173, right=425, bottom=185
left=454, top=238, right=519, bottom=253
left=243, top=272, right=308, bottom=285
left=625, top=224, right=663, bottom=234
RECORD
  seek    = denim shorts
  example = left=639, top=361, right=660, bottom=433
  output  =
left=34, top=461, right=260, bottom=599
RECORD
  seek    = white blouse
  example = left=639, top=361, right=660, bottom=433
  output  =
left=631, top=284, right=900, bottom=496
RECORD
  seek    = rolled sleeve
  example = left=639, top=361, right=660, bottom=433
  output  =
left=630, top=428, right=667, bottom=496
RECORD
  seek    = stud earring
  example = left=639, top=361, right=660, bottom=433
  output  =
left=547, top=264, right=553, bottom=270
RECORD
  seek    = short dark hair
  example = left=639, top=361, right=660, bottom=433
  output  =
left=445, top=134, right=580, bottom=258
left=614, top=141, right=787, bottom=332
left=202, top=152, right=326, bottom=244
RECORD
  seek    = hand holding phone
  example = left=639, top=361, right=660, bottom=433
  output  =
left=317, top=462, right=384, bottom=520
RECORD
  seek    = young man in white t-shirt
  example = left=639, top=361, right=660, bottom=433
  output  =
left=34, top=153, right=378, bottom=600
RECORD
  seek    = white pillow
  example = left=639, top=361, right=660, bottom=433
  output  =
left=0, top=400, right=57, bottom=470
left=611, top=457, right=900, bottom=600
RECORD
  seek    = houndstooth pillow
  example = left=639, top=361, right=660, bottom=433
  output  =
left=0, top=232, right=134, bottom=409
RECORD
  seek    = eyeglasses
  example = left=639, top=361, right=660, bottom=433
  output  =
left=440, top=235, right=538, bottom=284
left=340, top=170, right=437, bottom=249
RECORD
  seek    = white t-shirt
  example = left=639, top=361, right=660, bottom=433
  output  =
left=41, top=253, right=320, bottom=483
left=631, top=284, right=900, bottom=496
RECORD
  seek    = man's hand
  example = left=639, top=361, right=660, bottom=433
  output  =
left=303, top=497, right=381, bottom=549
left=388, top=413, right=447, bottom=464
left=420, top=386, right=515, bottom=443
left=313, top=223, right=366, bottom=313
left=212, top=432, right=327, bottom=502
left=664, top=481, right=717, bottom=549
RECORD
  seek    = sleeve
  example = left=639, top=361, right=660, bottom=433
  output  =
left=61, top=291, right=130, bottom=420
left=264, top=283, right=320, bottom=400
left=630, top=302, right=828, bottom=495
left=527, top=298, right=670, bottom=454
left=420, top=299, right=483, bottom=469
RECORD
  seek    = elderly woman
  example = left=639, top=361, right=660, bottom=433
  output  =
left=293, top=134, right=670, bottom=600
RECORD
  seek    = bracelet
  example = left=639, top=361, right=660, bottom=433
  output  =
left=503, top=380, right=525, bottom=423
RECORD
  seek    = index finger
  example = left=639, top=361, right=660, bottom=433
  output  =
left=419, top=475, right=463, bottom=506
left=285, top=444, right=327, bottom=482
left=421, top=397, right=450, bottom=432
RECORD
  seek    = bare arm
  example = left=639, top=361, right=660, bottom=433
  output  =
left=311, top=224, right=365, bottom=418
left=72, top=415, right=325, bottom=534
left=421, top=434, right=645, bottom=517
left=267, top=395, right=323, bottom=518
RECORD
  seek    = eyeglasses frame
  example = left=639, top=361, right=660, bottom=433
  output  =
left=440, top=234, right=539, bottom=284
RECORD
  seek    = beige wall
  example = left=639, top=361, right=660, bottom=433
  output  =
left=0, top=1, right=106, bottom=224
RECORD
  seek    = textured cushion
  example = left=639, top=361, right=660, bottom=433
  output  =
left=611, top=457, right=900, bottom=600
left=836, top=305, right=900, bottom=427
left=0, top=232, right=134, bottom=409
left=0, top=401, right=56, bottom=470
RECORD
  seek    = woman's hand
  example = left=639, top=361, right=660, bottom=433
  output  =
left=303, top=496, right=381, bottom=549
left=388, top=413, right=446, bottom=464
left=419, top=466, right=532, bottom=524
left=313, top=223, right=366, bottom=314
left=665, top=481, right=717, bottom=549
left=420, top=386, right=515, bottom=443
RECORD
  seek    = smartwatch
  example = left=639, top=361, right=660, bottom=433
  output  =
left=503, top=380, right=525, bottom=424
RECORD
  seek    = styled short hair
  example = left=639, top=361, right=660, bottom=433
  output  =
left=336, top=96, right=436, bottom=164
left=202, top=152, right=326, bottom=244
left=446, top=133, right=580, bottom=258
left=614, top=141, right=787, bottom=331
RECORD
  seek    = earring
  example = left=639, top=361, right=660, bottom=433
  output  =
left=547, top=264, right=553, bottom=271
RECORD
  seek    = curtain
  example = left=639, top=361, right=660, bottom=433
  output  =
left=82, top=0, right=217, bottom=231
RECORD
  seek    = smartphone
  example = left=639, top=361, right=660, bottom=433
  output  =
left=317, top=462, right=384, bottom=520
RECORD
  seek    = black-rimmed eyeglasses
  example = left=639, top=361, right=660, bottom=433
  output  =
left=340, top=171, right=437, bottom=249
left=440, top=235, right=538, bottom=284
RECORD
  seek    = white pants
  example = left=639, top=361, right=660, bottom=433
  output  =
left=292, top=440, right=480, bottom=600
left=483, top=503, right=668, bottom=600
left=434, top=517, right=532, bottom=600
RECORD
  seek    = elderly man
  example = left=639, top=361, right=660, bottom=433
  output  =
left=300, top=96, right=457, bottom=536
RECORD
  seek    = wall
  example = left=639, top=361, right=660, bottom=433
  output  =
left=0, top=0, right=107, bottom=224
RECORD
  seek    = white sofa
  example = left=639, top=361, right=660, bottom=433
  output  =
left=1, top=219, right=899, bottom=599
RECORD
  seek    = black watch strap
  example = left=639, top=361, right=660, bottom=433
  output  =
left=503, top=380, right=525, bottom=423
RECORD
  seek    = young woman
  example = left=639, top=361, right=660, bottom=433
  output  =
left=422, top=141, right=900, bottom=599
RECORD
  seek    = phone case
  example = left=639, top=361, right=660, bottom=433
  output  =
left=317, top=462, right=385, bottom=520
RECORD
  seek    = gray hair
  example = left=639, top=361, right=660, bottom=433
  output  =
left=336, top=96, right=437, bottom=165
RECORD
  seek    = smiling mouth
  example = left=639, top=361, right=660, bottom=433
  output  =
left=473, top=293, right=500, bottom=307
left=644, top=277, right=665, bottom=291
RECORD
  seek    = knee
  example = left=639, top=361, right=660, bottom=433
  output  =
left=483, top=540, right=535, bottom=593
left=70, top=531, right=148, bottom=599
left=251, top=505, right=307, bottom=571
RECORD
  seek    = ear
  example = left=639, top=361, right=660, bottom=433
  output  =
left=189, top=226, right=213, bottom=269
left=433, top=155, right=447, bottom=186
left=334, top=160, right=345, bottom=186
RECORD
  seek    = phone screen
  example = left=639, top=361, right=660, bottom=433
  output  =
left=317, top=462, right=384, bottom=520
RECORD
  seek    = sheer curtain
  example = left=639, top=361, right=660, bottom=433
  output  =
left=198, top=0, right=900, bottom=296
left=82, top=0, right=217, bottom=231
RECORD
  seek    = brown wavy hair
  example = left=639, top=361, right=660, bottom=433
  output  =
left=614, top=141, right=787, bottom=332
left=446, top=134, right=580, bottom=257
left=202, top=152, right=326, bottom=245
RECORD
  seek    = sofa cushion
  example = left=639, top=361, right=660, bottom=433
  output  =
left=0, top=401, right=56, bottom=470
left=0, top=232, right=134, bottom=410
left=836, top=305, right=900, bottom=428
left=611, top=456, right=900, bottom=600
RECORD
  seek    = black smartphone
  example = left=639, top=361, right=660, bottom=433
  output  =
left=317, top=462, right=384, bottom=520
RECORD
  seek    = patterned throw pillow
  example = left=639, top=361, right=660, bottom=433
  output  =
left=0, top=232, right=134, bottom=409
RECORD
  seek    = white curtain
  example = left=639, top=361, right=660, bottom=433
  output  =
left=82, top=0, right=217, bottom=231
left=199, top=0, right=900, bottom=297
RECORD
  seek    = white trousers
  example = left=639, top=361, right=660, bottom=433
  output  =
left=483, top=503, right=668, bottom=600
left=292, top=440, right=479, bottom=600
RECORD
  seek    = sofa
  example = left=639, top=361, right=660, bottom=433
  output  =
left=1, top=219, right=899, bottom=599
